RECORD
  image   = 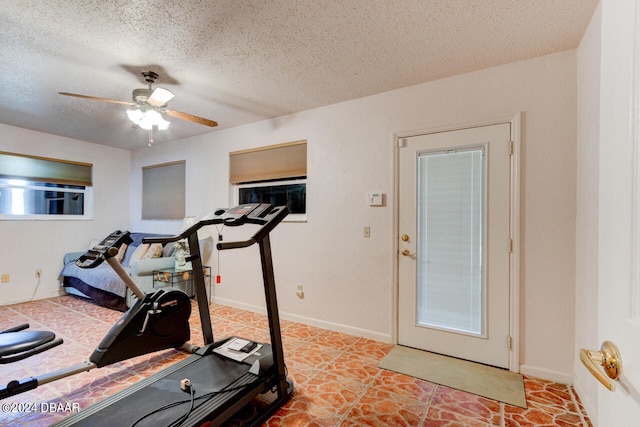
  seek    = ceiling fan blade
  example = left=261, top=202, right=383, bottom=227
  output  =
left=147, top=88, right=175, bottom=107
left=164, top=109, right=218, bottom=127
left=58, top=92, right=136, bottom=106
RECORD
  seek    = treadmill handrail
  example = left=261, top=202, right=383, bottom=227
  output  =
left=142, top=205, right=289, bottom=250
left=217, top=238, right=256, bottom=250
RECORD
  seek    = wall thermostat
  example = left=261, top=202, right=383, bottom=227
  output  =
left=368, top=192, right=383, bottom=206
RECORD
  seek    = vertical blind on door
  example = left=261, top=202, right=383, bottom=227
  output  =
left=416, top=147, right=486, bottom=336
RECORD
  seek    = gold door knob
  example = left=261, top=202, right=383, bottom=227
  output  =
left=401, top=234, right=410, bottom=242
left=579, top=341, right=622, bottom=391
left=401, top=249, right=415, bottom=257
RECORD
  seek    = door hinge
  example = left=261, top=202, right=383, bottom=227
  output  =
left=507, top=335, right=513, bottom=350
left=509, top=140, right=514, bottom=155
left=508, top=238, right=513, bottom=253
left=398, top=138, right=407, bottom=148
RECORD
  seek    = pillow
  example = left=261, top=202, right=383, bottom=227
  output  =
left=162, top=241, right=177, bottom=257
left=142, top=243, right=163, bottom=260
left=129, top=244, right=150, bottom=263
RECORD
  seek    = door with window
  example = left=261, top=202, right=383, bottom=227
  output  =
left=398, top=123, right=513, bottom=369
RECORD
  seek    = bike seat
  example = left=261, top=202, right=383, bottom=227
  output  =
left=0, top=331, right=60, bottom=364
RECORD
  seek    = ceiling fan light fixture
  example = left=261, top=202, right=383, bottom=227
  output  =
left=147, top=87, right=175, bottom=107
left=126, top=108, right=144, bottom=123
left=127, top=108, right=170, bottom=130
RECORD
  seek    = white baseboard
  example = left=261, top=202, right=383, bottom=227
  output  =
left=3, top=288, right=67, bottom=307
left=213, top=296, right=393, bottom=344
left=519, top=364, right=574, bottom=384
left=573, top=375, right=598, bottom=426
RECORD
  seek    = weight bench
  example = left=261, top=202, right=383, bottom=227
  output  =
left=0, top=324, right=63, bottom=364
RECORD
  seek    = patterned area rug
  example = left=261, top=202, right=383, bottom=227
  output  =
left=379, top=345, right=527, bottom=408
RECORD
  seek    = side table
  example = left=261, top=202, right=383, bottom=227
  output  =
left=152, top=266, right=211, bottom=298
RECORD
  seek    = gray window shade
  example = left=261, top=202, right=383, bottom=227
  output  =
left=229, top=140, right=307, bottom=184
left=0, top=151, right=92, bottom=186
left=142, top=161, right=185, bottom=220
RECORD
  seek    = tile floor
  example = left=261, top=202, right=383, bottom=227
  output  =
left=0, top=296, right=592, bottom=426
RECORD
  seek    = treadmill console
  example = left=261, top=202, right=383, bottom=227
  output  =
left=76, top=230, right=133, bottom=269
left=217, top=203, right=272, bottom=225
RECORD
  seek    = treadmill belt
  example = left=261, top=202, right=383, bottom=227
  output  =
left=68, top=354, right=254, bottom=427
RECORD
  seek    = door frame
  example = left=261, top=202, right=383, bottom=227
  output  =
left=392, top=113, right=522, bottom=372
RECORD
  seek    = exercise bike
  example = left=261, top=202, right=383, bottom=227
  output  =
left=0, top=229, right=195, bottom=399
left=55, top=203, right=293, bottom=427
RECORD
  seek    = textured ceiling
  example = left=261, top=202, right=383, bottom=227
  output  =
left=1, top=0, right=598, bottom=149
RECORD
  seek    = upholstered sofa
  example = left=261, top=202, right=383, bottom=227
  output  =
left=59, top=232, right=176, bottom=311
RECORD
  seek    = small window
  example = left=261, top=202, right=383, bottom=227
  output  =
left=0, top=152, right=92, bottom=220
left=237, top=179, right=306, bottom=215
left=230, top=141, right=307, bottom=221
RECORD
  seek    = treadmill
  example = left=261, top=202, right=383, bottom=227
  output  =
left=55, top=203, right=293, bottom=427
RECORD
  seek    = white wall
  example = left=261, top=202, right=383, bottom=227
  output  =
left=0, top=124, right=131, bottom=304
left=575, top=1, right=601, bottom=419
left=131, top=50, right=578, bottom=381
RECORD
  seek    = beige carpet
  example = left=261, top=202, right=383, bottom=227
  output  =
left=379, top=346, right=527, bottom=408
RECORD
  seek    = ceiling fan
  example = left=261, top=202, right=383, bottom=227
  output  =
left=59, top=71, right=218, bottom=146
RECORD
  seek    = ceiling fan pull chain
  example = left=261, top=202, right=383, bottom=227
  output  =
left=148, top=128, right=154, bottom=146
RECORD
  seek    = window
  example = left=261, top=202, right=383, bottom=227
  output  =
left=142, top=161, right=186, bottom=220
left=0, top=152, right=92, bottom=219
left=237, top=179, right=306, bottom=214
left=417, top=147, right=485, bottom=335
left=230, top=141, right=307, bottom=220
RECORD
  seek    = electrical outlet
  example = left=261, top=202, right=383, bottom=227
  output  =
left=296, top=285, right=304, bottom=299
left=1, top=274, right=9, bottom=283
left=35, top=269, right=42, bottom=278
left=364, top=226, right=371, bottom=238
